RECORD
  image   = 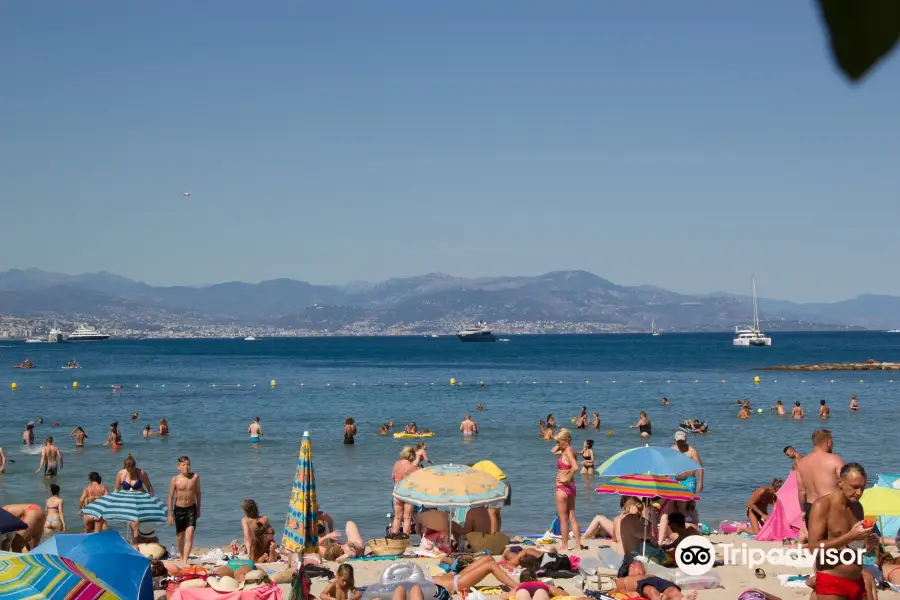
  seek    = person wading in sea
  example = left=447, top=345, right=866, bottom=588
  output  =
left=168, top=456, right=201, bottom=569
left=797, top=429, right=843, bottom=533
left=460, top=413, right=478, bottom=437
left=248, top=417, right=262, bottom=444
left=672, top=431, right=703, bottom=494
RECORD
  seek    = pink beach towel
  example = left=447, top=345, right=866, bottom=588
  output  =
left=756, top=471, right=802, bottom=541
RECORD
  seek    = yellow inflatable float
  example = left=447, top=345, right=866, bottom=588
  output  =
left=393, top=432, right=435, bottom=439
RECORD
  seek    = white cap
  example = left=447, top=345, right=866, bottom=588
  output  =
left=674, top=431, right=687, bottom=441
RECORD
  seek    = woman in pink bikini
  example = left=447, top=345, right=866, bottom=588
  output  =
left=551, top=428, right=582, bottom=551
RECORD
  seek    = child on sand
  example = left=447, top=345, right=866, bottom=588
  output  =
left=321, top=564, right=362, bottom=600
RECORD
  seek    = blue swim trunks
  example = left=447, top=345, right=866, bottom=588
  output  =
left=681, top=476, right=697, bottom=492
left=249, top=437, right=260, bottom=443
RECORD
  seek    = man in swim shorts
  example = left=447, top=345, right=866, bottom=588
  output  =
left=797, top=429, right=843, bottom=529
left=248, top=417, right=262, bottom=443
left=807, top=462, right=873, bottom=600
left=459, top=414, right=478, bottom=437
left=168, top=456, right=201, bottom=569
left=672, top=431, right=703, bottom=493
left=616, top=560, right=687, bottom=599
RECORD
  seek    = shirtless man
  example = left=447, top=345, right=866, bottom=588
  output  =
left=36, top=436, right=62, bottom=478
left=672, top=431, right=703, bottom=493
left=22, top=423, right=35, bottom=446
left=460, top=414, right=478, bottom=437
left=820, top=400, right=831, bottom=419
left=167, top=456, right=201, bottom=568
left=783, top=446, right=803, bottom=471
left=807, top=462, right=872, bottom=600
left=797, top=429, right=843, bottom=531
left=248, top=417, right=262, bottom=443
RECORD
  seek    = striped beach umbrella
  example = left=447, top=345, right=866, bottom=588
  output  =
left=394, top=463, right=509, bottom=508
left=594, top=445, right=702, bottom=477
left=0, top=553, right=122, bottom=599
left=595, top=474, right=698, bottom=501
left=282, top=431, right=318, bottom=554
left=80, top=491, right=168, bottom=524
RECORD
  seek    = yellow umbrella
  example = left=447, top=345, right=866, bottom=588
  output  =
left=861, top=487, right=900, bottom=517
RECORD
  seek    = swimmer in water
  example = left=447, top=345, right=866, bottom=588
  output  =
left=36, top=436, right=62, bottom=478
left=591, top=412, right=600, bottom=430
left=662, top=396, right=670, bottom=406
left=460, top=414, right=478, bottom=437
left=143, top=425, right=153, bottom=438
left=248, top=417, right=262, bottom=444
left=52, top=420, right=60, bottom=427
left=37, top=417, right=43, bottom=425
left=343, top=417, right=356, bottom=445
left=378, top=424, right=389, bottom=436
left=131, top=412, right=139, bottom=421
left=738, top=404, right=751, bottom=419
left=539, top=420, right=554, bottom=440
left=103, top=422, right=123, bottom=450
left=819, top=400, right=830, bottom=419
left=22, top=423, right=35, bottom=446
left=630, top=412, right=651, bottom=438
left=850, top=394, right=860, bottom=411
left=791, top=401, right=804, bottom=420
left=772, top=399, right=786, bottom=416
left=574, top=406, right=588, bottom=429
left=69, top=426, right=87, bottom=448
left=158, top=418, right=169, bottom=437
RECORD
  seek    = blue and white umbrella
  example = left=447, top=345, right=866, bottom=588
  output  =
left=595, top=445, right=702, bottom=477
left=81, top=491, right=168, bottom=524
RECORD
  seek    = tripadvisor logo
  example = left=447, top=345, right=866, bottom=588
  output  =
left=675, top=535, right=866, bottom=576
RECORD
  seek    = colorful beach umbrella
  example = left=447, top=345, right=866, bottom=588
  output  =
left=594, top=445, right=702, bottom=477
left=394, top=463, right=509, bottom=508
left=283, top=430, right=319, bottom=554
left=595, top=474, right=698, bottom=501
left=0, top=508, right=26, bottom=535
left=861, top=487, right=900, bottom=517
left=80, top=491, right=168, bottom=524
left=0, top=553, right=122, bottom=600
left=31, top=531, right=152, bottom=600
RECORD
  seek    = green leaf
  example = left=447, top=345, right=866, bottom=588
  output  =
left=817, top=0, right=900, bottom=81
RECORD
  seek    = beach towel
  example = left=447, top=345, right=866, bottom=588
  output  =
left=347, top=555, right=403, bottom=562
left=777, top=573, right=811, bottom=588
left=756, top=471, right=802, bottom=542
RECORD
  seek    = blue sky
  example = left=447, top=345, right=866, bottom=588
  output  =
left=2, top=1, right=898, bottom=302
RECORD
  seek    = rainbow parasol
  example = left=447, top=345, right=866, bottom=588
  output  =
left=0, top=553, right=121, bottom=599
left=282, top=431, right=318, bottom=553
left=595, top=474, right=698, bottom=501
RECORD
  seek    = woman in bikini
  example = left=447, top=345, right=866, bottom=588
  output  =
left=580, top=439, right=595, bottom=474
left=158, top=418, right=169, bottom=437
left=2, top=503, right=46, bottom=550
left=320, top=521, right=366, bottom=563
left=44, top=483, right=67, bottom=534
left=591, top=412, right=600, bottom=430
left=115, top=454, right=154, bottom=537
left=241, top=499, right=271, bottom=556
left=545, top=414, right=556, bottom=429
left=79, top=471, right=110, bottom=532
left=551, top=428, right=583, bottom=551
left=574, top=407, right=588, bottom=429
left=430, top=555, right=520, bottom=597
left=414, top=442, right=431, bottom=466
left=343, top=418, right=357, bottom=445
left=104, top=422, right=123, bottom=449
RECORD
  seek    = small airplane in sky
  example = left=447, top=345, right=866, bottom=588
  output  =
left=182, top=190, right=192, bottom=197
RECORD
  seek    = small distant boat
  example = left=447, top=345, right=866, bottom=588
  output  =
left=651, top=318, right=661, bottom=336
left=888, top=329, right=900, bottom=333
left=25, top=337, right=45, bottom=344
left=457, top=322, right=497, bottom=343
left=14, top=361, right=35, bottom=369
left=244, top=336, right=257, bottom=341
left=733, top=276, right=771, bottom=347
left=498, top=338, right=510, bottom=342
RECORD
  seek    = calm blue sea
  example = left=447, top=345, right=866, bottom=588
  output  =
left=1, top=332, right=897, bottom=547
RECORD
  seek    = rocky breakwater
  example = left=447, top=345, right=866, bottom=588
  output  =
left=756, top=359, right=900, bottom=371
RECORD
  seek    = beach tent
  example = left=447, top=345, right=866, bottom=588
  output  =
left=874, top=474, right=900, bottom=539
left=756, top=471, right=803, bottom=541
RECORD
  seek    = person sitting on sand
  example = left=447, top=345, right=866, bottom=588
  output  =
left=740, top=479, right=783, bottom=535
left=615, top=498, right=664, bottom=560
left=660, top=512, right=690, bottom=556
left=321, top=564, right=362, bottom=600
left=584, top=496, right=631, bottom=540
left=657, top=500, right=700, bottom=546
left=320, top=521, right=366, bottom=563
left=617, top=559, right=694, bottom=599
left=791, top=401, right=804, bottom=419
left=241, top=499, right=271, bottom=557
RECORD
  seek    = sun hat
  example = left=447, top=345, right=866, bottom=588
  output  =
left=179, top=579, right=209, bottom=589
left=138, top=525, right=156, bottom=536
left=674, top=430, right=686, bottom=441
left=242, top=570, right=270, bottom=589
left=208, top=576, right=243, bottom=592
left=137, top=542, right=166, bottom=560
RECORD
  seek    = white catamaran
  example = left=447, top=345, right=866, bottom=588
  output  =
left=733, top=276, right=771, bottom=347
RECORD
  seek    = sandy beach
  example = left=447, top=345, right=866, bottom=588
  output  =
left=151, top=535, right=900, bottom=599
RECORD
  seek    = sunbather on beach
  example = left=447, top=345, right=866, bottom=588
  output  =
left=320, top=521, right=366, bottom=563
left=500, top=546, right=556, bottom=568
left=430, top=555, right=520, bottom=595
left=512, top=568, right=568, bottom=599
left=615, top=560, right=695, bottom=599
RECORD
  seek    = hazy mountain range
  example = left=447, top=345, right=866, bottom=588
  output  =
left=0, top=267, right=897, bottom=332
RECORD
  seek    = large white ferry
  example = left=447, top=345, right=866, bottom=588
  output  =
left=67, top=324, right=110, bottom=341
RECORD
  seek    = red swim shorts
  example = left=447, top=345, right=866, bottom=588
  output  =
left=814, top=571, right=866, bottom=600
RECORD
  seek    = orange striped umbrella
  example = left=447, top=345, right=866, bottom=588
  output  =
left=595, top=474, right=698, bottom=501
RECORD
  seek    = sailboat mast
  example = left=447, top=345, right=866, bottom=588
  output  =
left=752, top=277, right=759, bottom=331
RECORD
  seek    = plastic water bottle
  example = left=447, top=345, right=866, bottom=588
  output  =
left=170, top=544, right=177, bottom=559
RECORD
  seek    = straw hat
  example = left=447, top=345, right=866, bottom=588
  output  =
left=137, top=543, right=166, bottom=560
left=208, top=576, right=244, bottom=592
left=179, top=579, right=209, bottom=589
left=242, top=570, right=270, bottom=590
